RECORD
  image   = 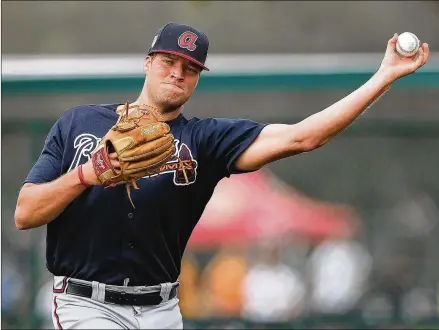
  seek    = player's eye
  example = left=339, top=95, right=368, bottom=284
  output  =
left=163, top=58, right=173, bottom=65
left=186, top=66, right=198, bottom=74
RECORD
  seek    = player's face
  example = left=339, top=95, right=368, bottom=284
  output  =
left=144, top=53, right=201, bottom=112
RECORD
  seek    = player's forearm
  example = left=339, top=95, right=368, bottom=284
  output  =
left=293, top=70, right=392, bottom=150
left=14, top=169, right=87, bottom=230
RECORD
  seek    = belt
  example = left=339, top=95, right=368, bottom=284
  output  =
left=64, top=281, right=178, bottom=306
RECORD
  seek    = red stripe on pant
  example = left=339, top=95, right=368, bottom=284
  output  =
left=53, top=296, right=63, bottom=330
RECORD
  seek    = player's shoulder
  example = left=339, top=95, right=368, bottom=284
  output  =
left=184, top=116, right=241, bottom=126
left=184, top=116, right=261, bottom=130
left=53, top=103, right=120, bottom=130
left=181, top=116, right=223, bottom=131
left=63, top=103, right=119, bottom=117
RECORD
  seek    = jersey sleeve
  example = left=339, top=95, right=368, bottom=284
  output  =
left=24, top=118, right=65, bottom=184
left=199, top=117, right=267, bottom=177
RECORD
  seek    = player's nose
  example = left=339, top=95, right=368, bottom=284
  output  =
left=170, top=64, right=184, bottom=80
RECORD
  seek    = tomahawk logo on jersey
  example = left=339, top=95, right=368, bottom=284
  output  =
left=150, top=140, right=198, bottom=185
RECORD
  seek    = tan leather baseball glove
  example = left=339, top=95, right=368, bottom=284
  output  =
left=91, top=101, right=176, bottom=207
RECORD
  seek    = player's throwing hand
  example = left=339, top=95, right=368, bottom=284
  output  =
left=378, top=33, right=430, bottom=83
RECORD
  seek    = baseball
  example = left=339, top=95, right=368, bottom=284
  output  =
left=395, top=32, right=420, bottom=58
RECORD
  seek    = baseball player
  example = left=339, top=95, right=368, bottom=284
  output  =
left=15, top=23, right=429, bottom=329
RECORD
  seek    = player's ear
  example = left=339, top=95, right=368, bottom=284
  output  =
left=144, top=55, right=153, bottom=76
left=193, top=73, right=201, bottom=89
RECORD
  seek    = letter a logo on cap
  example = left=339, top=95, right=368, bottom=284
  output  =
left=178, top=31, right=198, bottom=51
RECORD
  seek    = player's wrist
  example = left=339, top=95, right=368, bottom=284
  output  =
left=372, top=69, right=395, bottom=90
left=376, top=63, right=403, bottom=85
left=77, top=165, right=90, bottom=188
left=79, top=161, right=102, bottom=186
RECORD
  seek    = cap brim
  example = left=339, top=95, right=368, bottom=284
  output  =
left=150, top=50, right=209, bottom=71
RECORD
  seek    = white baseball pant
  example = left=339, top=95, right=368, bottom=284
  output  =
left=51, top=276, right=183, bottom=329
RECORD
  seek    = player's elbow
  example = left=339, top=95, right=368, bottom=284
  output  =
left=287, top=127, right=323, bottom=154
left=14, top=185, right=43, bottom=230
left=15, top=207, right=52, bottom=230
left=294, top=130, right=334, bottom=152
left=14, top=208, right=44, bottom=230
left=289, top=122, right=333, bottom=153
left=291, top=138, right=323, bottom=153
left=301, top=139, right=327, bottom=152
left=14, top=206, right=32, bottom=230
left=281, top=139, right=318, bottom=157
left=14, top=197, right=40, bottom=230
left=298, top=140, right=318, bottom=152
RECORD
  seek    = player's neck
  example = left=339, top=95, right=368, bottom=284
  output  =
left=133, top=92, right=182, bottom=122
left=155, top=108, right=182, bottom=122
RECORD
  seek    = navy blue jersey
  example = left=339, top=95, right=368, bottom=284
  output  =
left=25, top=103, right=267, bottom=286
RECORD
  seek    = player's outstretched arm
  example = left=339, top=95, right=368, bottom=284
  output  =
left=14, top=155, right=117, bottom=230
left=235, top=34, right=429, bottom=172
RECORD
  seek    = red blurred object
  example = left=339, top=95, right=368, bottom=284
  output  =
left=188, top=170, right=357, bottom=248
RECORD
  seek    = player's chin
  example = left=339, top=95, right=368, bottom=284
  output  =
left=161, top=97, right=188, bottom=112
left=168, top=93, right=190, bottom=103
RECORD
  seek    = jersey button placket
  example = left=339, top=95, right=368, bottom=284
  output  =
left=127, top=213, right=135, bottom=249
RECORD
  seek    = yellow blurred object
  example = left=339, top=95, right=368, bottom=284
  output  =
left=200, top=248, right=248, bottom=317
left=179, top=254, right=202, bottom=318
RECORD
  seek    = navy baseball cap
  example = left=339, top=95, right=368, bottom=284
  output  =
left=148, top=22, right=210, bottom=71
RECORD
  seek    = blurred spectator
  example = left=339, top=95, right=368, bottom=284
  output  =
left=308, top=238, right=372, bottom=315
left=200, top=247, right=247, bottom=317
left=361, top=293, right=395, bottom=322
left=179, top=252, right=203, bottom=318
left=401, top=287, right=437, bottom=321
left=241, top=240, right=306, bottom=322
left=363, top=240, right=422, bottom=320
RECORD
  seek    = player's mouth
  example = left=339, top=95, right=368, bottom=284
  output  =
left=162, top=82, right=184, bottom=91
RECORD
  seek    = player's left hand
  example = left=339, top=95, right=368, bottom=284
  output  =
left=109, top=152, right=121, bottom=171
left=378, top=33, right=429, bottom=83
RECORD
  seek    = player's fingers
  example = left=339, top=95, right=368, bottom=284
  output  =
left=411, top=48, right=424, bottom=71
left=109, top=152, right=118, bottom=160
left=388, top=33, right=398, bottom=46
left=110, top=159, right=121, bottom=170
left=386, top=34, right=398, bottom=56
left=422, top=43, right=430, bottom=65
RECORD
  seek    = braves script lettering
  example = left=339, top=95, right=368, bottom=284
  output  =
left=68, top=133, right=101, bottom=172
